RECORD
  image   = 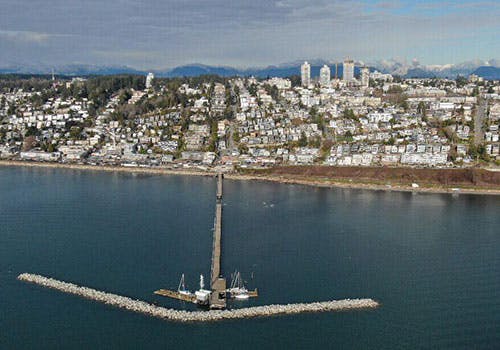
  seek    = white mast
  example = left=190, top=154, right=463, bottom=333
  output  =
left=200, top=274, right=205, bottom=290
left=178, top=274, right=186, bottom=292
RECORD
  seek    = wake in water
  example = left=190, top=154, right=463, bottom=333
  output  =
left=18, top=273, right=379, bottom=323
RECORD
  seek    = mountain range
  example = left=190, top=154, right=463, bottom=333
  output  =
left=0, top=59, right=499, bottom=80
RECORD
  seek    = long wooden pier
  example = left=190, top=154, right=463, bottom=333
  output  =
left=209, top=173, right=226, bottom=309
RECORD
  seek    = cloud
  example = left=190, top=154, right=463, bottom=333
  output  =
left=0, top=0, right=498, bottom=68
left=454, top=1, right=500, bottom=9
left=0, top=30, right=51, bottom=43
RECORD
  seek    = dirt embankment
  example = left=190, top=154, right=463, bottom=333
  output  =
left=241, top=166, right=500, bottom=187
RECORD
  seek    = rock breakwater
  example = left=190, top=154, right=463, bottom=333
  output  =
left=18, top=273, right=379, bottom=322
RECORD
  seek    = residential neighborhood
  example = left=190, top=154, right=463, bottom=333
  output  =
left=1, top=66, right=499, bottom=171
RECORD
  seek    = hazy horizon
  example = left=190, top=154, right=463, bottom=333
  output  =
left=1, top=57, right=500, bottom=74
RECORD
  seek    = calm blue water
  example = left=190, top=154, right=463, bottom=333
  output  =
left=0, top=166, right=499, bottom=349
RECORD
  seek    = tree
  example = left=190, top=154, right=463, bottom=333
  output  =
left=343, top=109, right=356, bottom=120
left=455, top=76, right=467, bottom=88
left=69, top=126, right=82, bottom=140
left=7, top=103, right=17, bottom=116
left=264, top=84, right=279, bottom=102
left=24, top=126, right=40, bottom=137
left=248, top=83, right=257, bottom=97
left=233, top=130, right=240, bottom=143
left=308, top=136, right=321, bottom=148
left=298, top=131, right=308, bottom=147
left=289, top=75, right=301, bottom=87
left=387, top=85, right=403, bottom=94
left=238, top=143, right=248, bottom=154
left=175, top=136, right=186, bottom=158
left=22, top=135, right=37, bottom=151
left=384, top=137, right=395, bottom=145
left=467, top=142, right=489, bottom=162
left=400, top=99, right=409, bottom=112
left=442, top=127, right=458, bottom=143
left=309, top=106, right=318, bottom=119
left=207, top=118, right=219, bottom=152
left=318, top=140, right=333, bottom=161
left=119, top=89, right=132, bottom=104
left=344, top=131, right=354, bottom=142
left=87, top=103, right=97, bottom=117
left=313, top=113, right=326, bottom=132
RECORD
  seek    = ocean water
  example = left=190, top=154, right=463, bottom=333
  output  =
left=0, top=166, right=499, bottom=349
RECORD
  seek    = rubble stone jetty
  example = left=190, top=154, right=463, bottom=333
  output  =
left=18, top=273, right=379, bottom=322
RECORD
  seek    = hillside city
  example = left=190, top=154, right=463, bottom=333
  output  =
left=1, top=60, right=499, bottom=171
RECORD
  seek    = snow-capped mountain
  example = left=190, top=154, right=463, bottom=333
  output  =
left=1, top=58, right=499, bottom=79
left=371, top=58, right=500, bottom=78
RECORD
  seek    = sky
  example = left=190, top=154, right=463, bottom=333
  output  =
left=0, top=0, right=499, bottom=69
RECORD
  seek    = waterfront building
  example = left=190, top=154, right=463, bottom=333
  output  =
left=343, top=59, right=355, bottom=82
left=319, top=65, right=331, bottom=87
left=301, top=61, right=311, bottom=87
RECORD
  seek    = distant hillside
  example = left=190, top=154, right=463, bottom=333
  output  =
left=472, top=66, right=500, bottom=80
left=404, top=68, right=438, bottom=79
left=376, top=58, right=499, bottom=79
left=408, top=67, right=478, bottom=79
left=161, top=63, right=363, bottom=79
left=161, top=64, right=239, bottom=77
left=0, top=64, right=146, bottom=76
left=159, top=64, right=303, bottom=78
left=61, top=65, right=146, bottom=76
left=1, top=60, right=498, bottom=80
left=244, top=66, right=300, bottom=78
left=245, top=64, right=362, bottom=79
left=0, top=62, right=364, bottom=79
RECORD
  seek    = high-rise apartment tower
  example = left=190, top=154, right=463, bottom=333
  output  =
left=301, top=61, right=311, bottom=87
left=319, top=65, right=331, bottom=87
left=343, top=59, right=355, bottom=82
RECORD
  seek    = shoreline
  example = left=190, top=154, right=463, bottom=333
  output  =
left=1, top=160, right=500, bottom=196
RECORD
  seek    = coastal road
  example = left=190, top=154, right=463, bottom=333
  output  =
left=226, top=83, right=240, bottom=153
left=474, top=98, right=487, bottom=145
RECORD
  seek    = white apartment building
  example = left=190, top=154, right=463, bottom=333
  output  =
left=319, top=65, right=331, bottom=87
left=301, top=61, right=311, bottom=87
left=343, top=59, right=355, bottom=82
left=145, top=72, right=155, bottom=89
left=361, top=67, right=370, bottom=87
